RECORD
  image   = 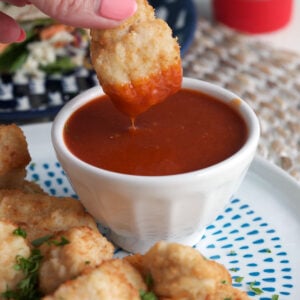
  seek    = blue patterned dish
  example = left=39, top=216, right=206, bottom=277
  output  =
left=23, top=123, right=300, bottom=300
left=0, top=0, right=197, bottom=123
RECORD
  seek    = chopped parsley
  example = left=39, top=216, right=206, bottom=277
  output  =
left=13, top=227, right=27, bottom=239
left=229, top=267, right=238, bottom=272
left=272, top=295, right=279, bottom=300
left=31, top=235, right=70, bottom=247
left=1, top=249, right=43, bottom=300
left=31, top=234, right=53, bottom=247
left=139, top=290, right=158, bottom=300
left=145, top=273, right=154, bottom=289
left=140, top=273, right=157, bottom=300
left=249, top=282, right=263, bottom=295
left=49, top=236, right=70, bottom=247
left=263, top=248, right=272, bottom=253
left=234, top=276, right=244, bottom=283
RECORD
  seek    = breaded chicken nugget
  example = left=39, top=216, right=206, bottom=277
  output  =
left=90, top=0, right=182, bottom=117
left=0, top=189, right=98, bottom=242
left=0, top=124, right=31, bottom=189
left=39, top=226, right=114, bottom=294
left=0, top=220, right=31, bottom=294
left=42, top=259, right=147, bottom=300
left=143, top=241, right=232, bottom=299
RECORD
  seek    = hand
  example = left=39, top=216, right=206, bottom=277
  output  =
left=0, top=0, right=137, bottom=43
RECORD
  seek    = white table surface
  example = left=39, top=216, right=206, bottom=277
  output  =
left=194, top=0, right=300, bottom=54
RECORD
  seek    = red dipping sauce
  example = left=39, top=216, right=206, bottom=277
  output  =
left=64, top=89, right=248, bottom=176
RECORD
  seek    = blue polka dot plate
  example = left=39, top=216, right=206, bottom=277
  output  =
left=23, top=122, right=300, bottom=300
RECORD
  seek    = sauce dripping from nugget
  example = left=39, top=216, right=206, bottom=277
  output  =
left=90, top=0, right=182, bottom=118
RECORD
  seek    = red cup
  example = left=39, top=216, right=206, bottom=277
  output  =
left=213, top=0, right=293, bottom=34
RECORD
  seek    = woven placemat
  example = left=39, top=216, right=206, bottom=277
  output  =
left=182, top=19, right=300, bottom=181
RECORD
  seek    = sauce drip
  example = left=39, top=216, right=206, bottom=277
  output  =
left=64, top=89, right=248, bottom=176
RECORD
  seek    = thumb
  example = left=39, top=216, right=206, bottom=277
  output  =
left=0, top=11, right=26, bottom=43
left=29, top=0, right=137, bottom=29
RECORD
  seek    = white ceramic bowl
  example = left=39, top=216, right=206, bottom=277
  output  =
left=51, top=78, right=260, bottom=253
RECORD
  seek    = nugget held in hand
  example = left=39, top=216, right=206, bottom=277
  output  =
left=90, top=0, right=182, bottom=118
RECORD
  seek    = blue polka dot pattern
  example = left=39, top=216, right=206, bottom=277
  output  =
left=27, top=161, right=77, bottom=198
left=196, top=198, right=293, bottom=299
left=27, top=161, right=294, bottom=299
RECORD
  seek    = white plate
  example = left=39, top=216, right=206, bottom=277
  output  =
left=23, top=122, right=299, bottom=299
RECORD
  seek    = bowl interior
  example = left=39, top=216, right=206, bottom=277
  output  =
left=52, top=78, right=260, bottom=181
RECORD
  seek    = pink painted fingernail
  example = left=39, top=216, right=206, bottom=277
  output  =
left=99, top=0, right=137, bottom=21
left=16, top=28, right=26, bottom=43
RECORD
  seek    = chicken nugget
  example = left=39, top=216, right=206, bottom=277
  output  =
left=0, top=124, right=31, bottom=189
left=0, top=189, right=98, bottom=242
left=39, top=226, right=114, bottom=294
left=143, top=241, right=232, bottom=299
left=90, top=0, right=182, bottom=118
left=0, top=220, right=31, bottom=295
left=42, top=259, right=147, bottom=300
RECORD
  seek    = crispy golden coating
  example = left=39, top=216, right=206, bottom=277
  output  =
left=21, top=179, right=46, bottom=194
left=42, top=259, right=147, bottom=300
left=143, top=242, right=238, bottom=300
left=39, top=226, right=114, bottom=294
left=90, top=0, right=182, bottom=117
left=0, top=189, right=98, bottom=242
left=0, top=220, right=31, bottom=295
left=0, top=124, right=31, bottom=189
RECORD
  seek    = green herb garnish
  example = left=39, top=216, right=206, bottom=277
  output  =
left=139, top=290, right=158, bottom=300
left=31, top=234, right=53, bottom=247
left=221, top=280, right=228, bottom=284
left=234, top=276, right=244, bottom=283
left=1, top=249, right=43, bottom=300
left=249, top=282, right=263, bottom=295
left=13, top=227, right=27, bottom=239
left=49, top=236, right=70, bottom=247
left=145, top=273, right=154, bottom=289
left=272, top=295, right=279, bottom=300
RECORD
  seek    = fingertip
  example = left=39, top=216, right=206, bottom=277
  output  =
left=99, top=0, right=137, bottom=21
left=0, top=12, right=21, bottom=43
left=16, top=28, right=26, bottom=43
